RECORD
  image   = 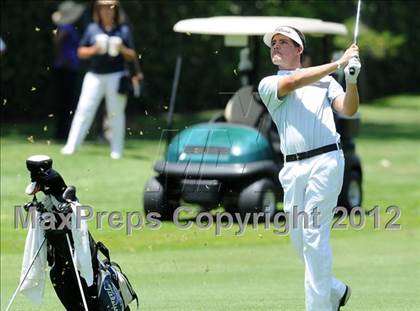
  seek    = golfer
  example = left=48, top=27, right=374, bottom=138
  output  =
left=258, top=26, right=361, bottom=310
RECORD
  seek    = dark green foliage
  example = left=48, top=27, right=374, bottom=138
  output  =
left=1, top=0, right=419, bottom=121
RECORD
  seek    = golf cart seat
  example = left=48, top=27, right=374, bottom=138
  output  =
left=224, top=86, right=272, bottom=132
left=223, top=85, right=282, bottom=156
left=224, top=86, right=262, bottom=127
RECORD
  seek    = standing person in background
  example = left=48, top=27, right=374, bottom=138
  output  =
left=61, top=0, right=137, bottom=159
left=50, top=1, right=84, bottom=140
left=101, top=9, right=144, bottom=143
left=102, top=50, right=144, bottom=142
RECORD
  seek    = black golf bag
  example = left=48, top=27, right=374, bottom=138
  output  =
left=25, top=155, right=139, bottom=310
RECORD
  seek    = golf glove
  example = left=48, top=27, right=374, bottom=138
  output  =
left=344, top=57, right=361, bottom=84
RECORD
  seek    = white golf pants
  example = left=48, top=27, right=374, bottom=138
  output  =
left=63, top=71, right=127, bottom=156
left=279, top=150, right=346, bottom=311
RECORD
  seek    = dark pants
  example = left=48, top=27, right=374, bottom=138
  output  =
left=49, top=68, right=78, bottom=140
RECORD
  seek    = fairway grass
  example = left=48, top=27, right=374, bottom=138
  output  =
left=1, top=95, right=419, bottom=310
left=2, top=229, right=419, bottom=310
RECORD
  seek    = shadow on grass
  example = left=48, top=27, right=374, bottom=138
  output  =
left=366, top=95, right=420, bottom=110
left=0, top=111, right=217, bottom=142
left=360, top=122, right=420, bottom=141
left=3, top=106, right=418, bottom=143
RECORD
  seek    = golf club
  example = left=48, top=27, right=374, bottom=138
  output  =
left=66, top=233, right=89, bottom=311
left=349, top=0, right=362, bottom=75
left=5, top=237, right=47, bottom=311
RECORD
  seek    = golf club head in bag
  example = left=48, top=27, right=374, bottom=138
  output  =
left=25, top=155, right=73, bottom=235
left=25, top=155, right=67, bottom=202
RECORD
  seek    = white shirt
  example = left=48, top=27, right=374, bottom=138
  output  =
left=258, top=69, right=344, bottom=155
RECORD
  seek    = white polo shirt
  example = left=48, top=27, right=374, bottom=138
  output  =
left=258, top=69, right=344, bottom=156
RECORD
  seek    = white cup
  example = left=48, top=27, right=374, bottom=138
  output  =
left=108, top=36, right=122, bottom=57
left=95, top=34, right=108, bottom=55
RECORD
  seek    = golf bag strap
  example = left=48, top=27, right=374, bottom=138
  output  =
left=96, top=241, right=111, bottom=261
left=111, top=261, right=139, bottom=309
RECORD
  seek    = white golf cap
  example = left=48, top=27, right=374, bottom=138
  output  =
left=263, top=26, right=304, bottom=50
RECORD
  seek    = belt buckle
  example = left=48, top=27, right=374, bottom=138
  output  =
left=296, top=153, right=300, bottom=160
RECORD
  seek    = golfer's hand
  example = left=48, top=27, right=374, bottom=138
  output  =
left=338, top=44, right=359, bottom=67
left=344, top=57, right=361, bottom=84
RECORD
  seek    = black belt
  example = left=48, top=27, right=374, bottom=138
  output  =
left=285, top=142, right=342, bottom=162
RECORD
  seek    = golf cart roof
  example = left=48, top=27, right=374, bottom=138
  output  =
left=173, top=16, right=348, bottom=36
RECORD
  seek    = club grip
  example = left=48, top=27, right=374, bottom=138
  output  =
left=348, top=56, right=359, bottom=75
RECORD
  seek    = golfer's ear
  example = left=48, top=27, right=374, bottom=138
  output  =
left=297, top=46, right=303, bottom=56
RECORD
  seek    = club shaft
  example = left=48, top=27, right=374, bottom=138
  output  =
left=353, top=0, right=362, bottom=44
left=66, top=233, right=89, bottom=311
left=349, top=0, right=362, bottom=75
left=6, top=238, right=47, bottom=311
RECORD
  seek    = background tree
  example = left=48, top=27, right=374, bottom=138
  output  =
left=1, top=0, right=419, bottom=122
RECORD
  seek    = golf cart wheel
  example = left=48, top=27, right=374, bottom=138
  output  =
left=340, top=170, right=362, bottom=210
left=143, top=177, right=177, bottom=220
left=237, top=179, right=277, bottom=220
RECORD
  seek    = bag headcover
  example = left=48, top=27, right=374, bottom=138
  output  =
left=25, top=155, right=67, bottom=201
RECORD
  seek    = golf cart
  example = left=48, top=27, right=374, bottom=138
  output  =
left=143, top=16, right=362, bottom=220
